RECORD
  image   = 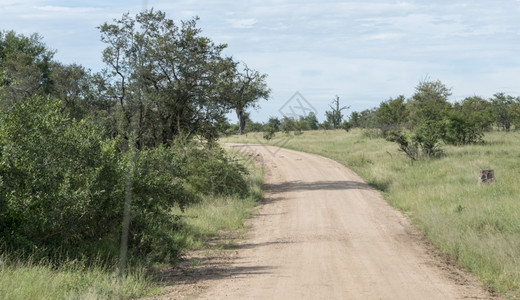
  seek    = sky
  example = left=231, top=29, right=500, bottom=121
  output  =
left=1, top=0, right=519, bottom=122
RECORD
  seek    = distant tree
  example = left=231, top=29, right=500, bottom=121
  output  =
left=357, top=108, right=378, bottom=128
left=266, top=116, right=281, bottom=132
left=242, top=113, right=263, bottom=132
left=280, top=116, right=303, bottom=135
left=442, top=96, right=493, bottom=145
left=224, top=63, right=271, bottom=135
left=302, top=111, right=319, bottom=130
left=375, top=95, right=408, bottom=133
left=490, top=93, right=517, bottom=132
left=325, top=95, right=350, bottom=129
left=348, top=111, right=361, bottom=128
left=407, top=79, right=451, bottom=128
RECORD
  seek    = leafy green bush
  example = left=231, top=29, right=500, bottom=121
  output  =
left=184, top=146, right=248, bottom=197
left=0, top=97, right=123, bottom=259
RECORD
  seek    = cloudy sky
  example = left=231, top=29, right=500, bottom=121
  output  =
left=1, top=0, right=519, bottom=122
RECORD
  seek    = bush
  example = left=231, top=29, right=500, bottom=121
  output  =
left=386, top=131, right=419, bottom=161
left=0, top=97, right=123, bottom=259
left=183, top=145, right=248, bottom=197
left=263, top=126, right=276, bottom=140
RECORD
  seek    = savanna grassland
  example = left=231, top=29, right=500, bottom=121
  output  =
left=223, top=129, right=520, bottom=298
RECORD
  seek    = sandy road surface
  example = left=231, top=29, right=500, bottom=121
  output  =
left=155, top=144, right=497, bottom=299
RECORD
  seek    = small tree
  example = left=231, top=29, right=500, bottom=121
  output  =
left=265, top=116, right=281, bottom=132
left=491, top=93, right=516, bottom=132
left=407, top=79, right=451, bottom=128
left=226, top=63, right=271, bottom=134
left=302, top=111, right=319, bottom=130
left=375, top=95, right=408, bottom=134
left=442, top=96, right=493, bottom=145
left=325, top=95, right=349, bottom=129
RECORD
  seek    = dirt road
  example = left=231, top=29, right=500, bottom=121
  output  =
left=160, top=144, right=497, bottom=299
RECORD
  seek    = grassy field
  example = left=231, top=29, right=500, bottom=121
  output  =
left=223, top=129, right=520, bottom=299
left=0, top=149, right=263, bottom=300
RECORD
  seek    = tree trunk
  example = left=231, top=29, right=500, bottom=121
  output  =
left=238, top=112, right=246, bottom=134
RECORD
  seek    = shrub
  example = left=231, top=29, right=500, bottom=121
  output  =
left=183, top=146, right=248, bottom=197
left=263, top=126, right=276, bottom=140
left=0, top=97, right=123, bottom=259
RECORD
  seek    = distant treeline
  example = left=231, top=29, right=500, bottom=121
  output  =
left=239, top=80, right=519, bottom=159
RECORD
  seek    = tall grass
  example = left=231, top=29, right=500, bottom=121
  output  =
left=0, top=254, right=157, bottom=300
left=223, top=129, right=520, bottom=298
left=174, top=148, right=264, bottom=250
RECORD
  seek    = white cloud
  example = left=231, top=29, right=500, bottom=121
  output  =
left=228, top=18, right=258, bottom=29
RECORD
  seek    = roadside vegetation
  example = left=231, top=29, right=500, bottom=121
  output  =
left=0, top=9, right=266, bottom=299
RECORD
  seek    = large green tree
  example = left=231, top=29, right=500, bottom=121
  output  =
left=99, top=10, right=237, bottom=147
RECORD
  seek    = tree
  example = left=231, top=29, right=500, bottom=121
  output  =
left=375, top=95, right=408, bottom=133
left=266, top=116, right=281, bottom=132
left=386, top=80, right=450, bottom=159
left=348, top=111, right=361, bottom=128
left=407, top=79, right=451, bottom=127
left=49, top=62, right=107, bottom=120
left=442, top=96, right=493, bottom=145
left=280, top=116, right=303, bottom=135
left=99, top=10, right=237, bottom=147
left=325, top=95, right=349, bottom=129
left=224, top=63, right=270, bottom=135
left=491, top=93, right=517, bottom=132
left=302, top=111, right=319, bottom=130
left=0, top=30, right=55, bottom=106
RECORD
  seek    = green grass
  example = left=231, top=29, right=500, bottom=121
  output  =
left=0, top=149, right=264, bottom=299
left=0, top=254, right=158, bottom=300
left=222, top=129, right=520, bottom=299
left=174, top=148, right=264, bottom=250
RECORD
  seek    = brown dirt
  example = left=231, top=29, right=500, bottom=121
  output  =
left=148, top=144, right=500, bottom=300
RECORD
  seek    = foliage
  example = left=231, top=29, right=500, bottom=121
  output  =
left=0, top=96, right=123, bottom=259
left=99, top=10, right=236, bottom=146
left=280, top=116, right=303, bottom=135
left=413, top=121, right=444, bottom=158
left=490, top=92, right=519, bottom=132
left=407, top=79, right=451, bottom=127
left=223, top=63, right=271, bottom=134
left=375, top=95, right=408, bottom=134
left=266, top=116, right=281, bottom=132
left=442, top=96, right=493, bottom=145
left=302, top=112, right=319, bottom=130
left=385, top=131, right=419, bottom=161
left=0, top=30, right=55, bottom=105
left=263, top=126, right=276, bottom=140
left=183, top=145, right=249, bottom=197
left=324, top=95, right=349, bottom=129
